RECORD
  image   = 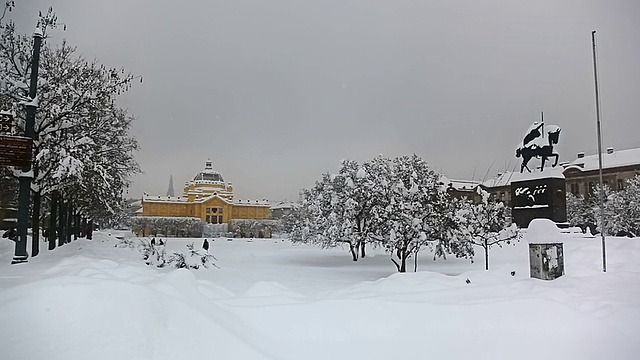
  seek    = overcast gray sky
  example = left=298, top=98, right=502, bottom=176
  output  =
left=10, top=0, right=640, bottom=202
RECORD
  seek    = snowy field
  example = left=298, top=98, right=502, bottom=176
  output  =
left=1, top=231, right=639, bottom=360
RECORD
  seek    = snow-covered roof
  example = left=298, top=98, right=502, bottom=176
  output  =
left=439, top=175, right=479, bottom=190
left=143, top=195, right=188, bottom=203
left=510, top=167, right=564, bottom=182
left=234, top=199, right=270, bottom=207
left=192, top=159, right=224, bottom=182
left=482, top=172, right=516, bottom=188
left=270, top=202, right=297, bottom=210
left=129, top=200, right=142, bottom=207
left=482, top=166, right=565, bottom=188
left=564, top=147, right=640, bottom=172
left=143, top=193, right=270, bottom=207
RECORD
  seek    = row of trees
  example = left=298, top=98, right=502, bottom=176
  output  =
left=0, top=5, right=140, bottom=255
left=284, top=155, right=519, bottom=272
left=567, top=175, right=640, bottom=237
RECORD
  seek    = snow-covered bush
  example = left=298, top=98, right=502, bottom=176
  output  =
left=138, top=238, right=167, bottom=267
left=116, top=236, right=136, bottom=249
left=168, top=243, right=217, bottom=270
left=131, top=239, right=216, bottom=270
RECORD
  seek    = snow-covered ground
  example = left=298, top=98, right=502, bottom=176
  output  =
left=1, top=231, right=638, bottom=359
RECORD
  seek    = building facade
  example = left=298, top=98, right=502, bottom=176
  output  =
left=563, top=147, right=640, bottom=200
left=141, top=160, right=270, bottom=223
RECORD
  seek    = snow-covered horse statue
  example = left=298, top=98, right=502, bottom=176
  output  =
left=515, top=122, right=561, bottom=173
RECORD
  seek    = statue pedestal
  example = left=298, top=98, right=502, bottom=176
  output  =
left=510, top=169, right=567, bottom=228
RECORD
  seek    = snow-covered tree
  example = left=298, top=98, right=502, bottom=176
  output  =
left=455, top=188, right=519, bottom=270
left=593, top=177, right=640, bottom=237
left=289, top=154, right=473, bottom=271
left=382, top=155, right=452, bottom=272
left=591, top=184, right=614, bottom=236
left=287, top=158, right=389, bottom=261
left=566, top=192, right=594, bottom=232
left=620, top=176, right=640, bottom=236
left=1, top=6, right=140, bottom=249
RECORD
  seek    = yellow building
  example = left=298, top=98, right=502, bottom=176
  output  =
left=141, top=160, right=270, bottom=223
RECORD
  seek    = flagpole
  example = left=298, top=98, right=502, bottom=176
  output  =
left=541, top=111, right=544, bottom=140
left=591, top=30, right=606, bottom=273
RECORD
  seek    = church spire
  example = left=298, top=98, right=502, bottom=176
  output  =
left=166, top=175, right=175, bottom=197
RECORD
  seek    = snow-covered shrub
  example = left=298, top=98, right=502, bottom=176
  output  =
left=138, top=238, right=167, bottom=267
left=116, top=236, right=136, bottom=249
left=168, top=243, right=217, bottom=270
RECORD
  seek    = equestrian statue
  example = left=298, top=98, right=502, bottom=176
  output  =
left=515, top=120, right=561, bottom=173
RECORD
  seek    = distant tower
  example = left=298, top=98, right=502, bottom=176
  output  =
left=166, top=175, right=175, bottom=197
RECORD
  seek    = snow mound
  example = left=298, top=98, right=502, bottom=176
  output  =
left=525, top=218, right=563, bottom=243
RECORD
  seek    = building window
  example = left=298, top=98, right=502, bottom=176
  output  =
left=206, top=208, right=210, bottom=213
left=570, top=183, right=580, bottom=195
left=500, top=192, right=505, bottom=201
left=206, top=215, right=210, bottom=223
left=589, top=182, right=595, bottom=195
left=212, top=216, right=218, bottom=224
left=212, top=208, right=217, bottom=213
left=219, top=208, right=223, bottom=214
left=618, top=179, right=624, bottom=190
left=218, top=216, right=223, bottom=223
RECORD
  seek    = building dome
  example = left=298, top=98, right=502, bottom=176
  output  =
left=193, top=159, right=224, bottom=182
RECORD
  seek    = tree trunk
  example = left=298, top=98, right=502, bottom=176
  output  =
left=349, top=243, right=358, bottom=261
left=360, top=241, right=366, bottom=258
left=391, top=257, right=401, bottom=272
left=66, top=200, right=73, bottom=243
left=73, top=214, right=80, bottom=240
left=48, top=191, right=57, bottom=250
left=392, top=247, right=407, bottom=273
left=87, top=219, right=93, bottom=240
left=58, top=195, right=66, bottom=246
left=414, top=250, right=419, bottom=272
left=484, top=240, right=489, bottom=271
left=31, top=190, right=41, bottom=257
left=80, top=217, right=86, bottom=238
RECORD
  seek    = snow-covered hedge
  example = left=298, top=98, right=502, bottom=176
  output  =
left=228, top=219, right=280, bottom=238
left=131, top=216, right=204, bottom=238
